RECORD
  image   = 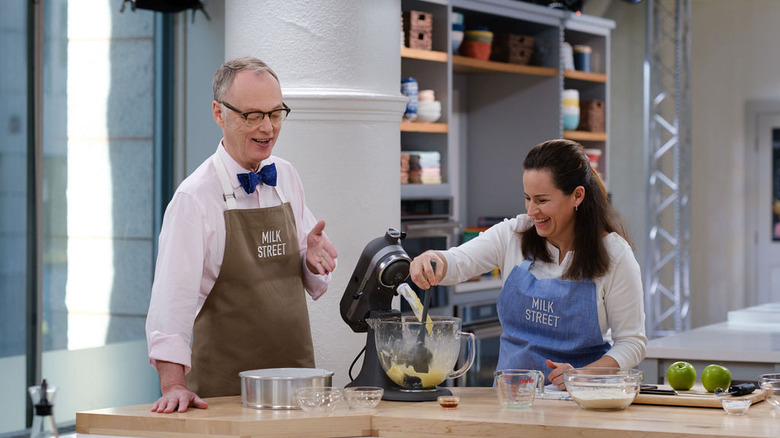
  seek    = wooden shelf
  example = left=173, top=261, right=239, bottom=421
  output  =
left=401, top=47, right=448, bottom=63
left=401, top=121, right=449, bottom=133
left=563, top=69, right=608, bottom=83
left=563, top=130, right=607, bottom=142
left=452, top=55, right=558, bottom=77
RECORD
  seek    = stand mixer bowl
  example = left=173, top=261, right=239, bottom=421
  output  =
left=367, top=315, right=475, bottom=390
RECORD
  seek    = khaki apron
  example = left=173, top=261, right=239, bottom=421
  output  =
left=186, top=154, right=315, bottom=398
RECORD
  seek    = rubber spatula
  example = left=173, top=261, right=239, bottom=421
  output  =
left=408, top=261, right=435, bottom=374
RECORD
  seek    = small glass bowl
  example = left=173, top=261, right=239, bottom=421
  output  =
left=437, top=395, right=460, bottom=409
left=721, top=398, right=752, bottom=415
left=343, top=386, right=383, bottom=409
left=294, top=387, right=343, bottom=414
left=759, top=373, right=780, bottom=409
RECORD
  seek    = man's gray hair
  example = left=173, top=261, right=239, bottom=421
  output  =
left=213, top=56, right=280, bottom=102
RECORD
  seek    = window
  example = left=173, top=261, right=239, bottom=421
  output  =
left=0, top=0, right=30, bottom=433
left=0, top=0, right=168, bottom=433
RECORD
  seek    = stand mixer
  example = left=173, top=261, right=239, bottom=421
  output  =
left=340, top=228, right=472, bottom=402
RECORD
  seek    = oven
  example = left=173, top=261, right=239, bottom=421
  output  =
left=398, top=220, right=458, bottom=315
left=455, top=300, right=503, bottom=387
left=398, top=197, right=458, bottom=315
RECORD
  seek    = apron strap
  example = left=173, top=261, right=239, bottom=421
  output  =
left=212, top=153, right=238, bottom=210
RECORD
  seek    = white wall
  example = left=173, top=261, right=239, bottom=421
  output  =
left=603, top=1, right=647, bottom=267
left=688, top=0, right=780, bottom=325
left=603, top=0, right=780, bottom=329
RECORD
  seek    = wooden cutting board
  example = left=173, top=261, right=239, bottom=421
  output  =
left=633, top=384, right=766, bottom=408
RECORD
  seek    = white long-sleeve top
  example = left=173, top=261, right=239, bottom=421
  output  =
left=441, top=214, right=647, bottom=369
left=145, top=142, right=332, bottom=372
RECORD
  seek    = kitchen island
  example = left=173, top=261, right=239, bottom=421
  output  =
left=638, top=321, right=780, bottom=384
left=76, top=387, right=780, bottom=438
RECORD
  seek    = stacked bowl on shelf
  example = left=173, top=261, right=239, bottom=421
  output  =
left=461, top=26, right=493, bottom=60
left=452, top=12, right=464, bottom=54
left=417, top=89, right=441, bottom=123
left=562, top=89, right=580, bottom=131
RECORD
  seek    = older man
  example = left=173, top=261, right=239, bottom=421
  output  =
left=145, top=57, right=338, bottom=413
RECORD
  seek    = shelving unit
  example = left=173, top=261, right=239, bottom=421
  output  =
left=400, top=0, right=614, bottom=229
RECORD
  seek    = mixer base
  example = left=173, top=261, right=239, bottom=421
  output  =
left=382, top=386, right=452, bottom=402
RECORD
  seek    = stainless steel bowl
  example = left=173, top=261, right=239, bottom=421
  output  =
left=239, top=368, right=334, bottom=409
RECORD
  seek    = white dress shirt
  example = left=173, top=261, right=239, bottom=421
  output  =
left=145, top=142, right=332, bottom=372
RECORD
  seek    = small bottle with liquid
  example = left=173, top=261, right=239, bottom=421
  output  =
left=28, top=379, right=59, bottom=438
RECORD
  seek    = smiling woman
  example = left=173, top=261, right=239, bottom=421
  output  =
left=408, top=139, right=647, bottom=389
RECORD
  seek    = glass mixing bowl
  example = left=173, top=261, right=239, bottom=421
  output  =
left=563, top=367, right=642, bottom=411
left=368, top=315, right=475, bottom=390
left=759, top=373, right=780, bottom=409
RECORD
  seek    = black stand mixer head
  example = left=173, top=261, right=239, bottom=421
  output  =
left=340, top=228, right=452, bottom=402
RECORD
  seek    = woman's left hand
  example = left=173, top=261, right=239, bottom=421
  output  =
left=545, top=359, right=573, bottom=390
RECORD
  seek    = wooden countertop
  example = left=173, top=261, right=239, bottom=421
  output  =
left=76, top=387, right=780, bottom=438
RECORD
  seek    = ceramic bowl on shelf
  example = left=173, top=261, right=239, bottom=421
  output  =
left=416, top=101, right=441, bottom=123
left=464, top=29, right=493, bottom=44
left=460, top=40, right=491, bottom=60
left=452, top=30, right=464, bottom=54
left=563, top=367, right=642, bottom=411
left=416, top=111, right=441, bottom=123
left=562, top=106, right=580, bottom=131
left=452, top=11, right=464, bottom=27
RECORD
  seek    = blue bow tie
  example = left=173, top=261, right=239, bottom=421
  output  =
left=237, top=163, right=277, bottom=194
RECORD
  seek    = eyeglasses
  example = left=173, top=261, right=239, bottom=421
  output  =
left=219, top=101, right=291, bottom=126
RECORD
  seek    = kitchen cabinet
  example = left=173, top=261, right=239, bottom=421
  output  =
left=400, top=0, right=614, bottom=230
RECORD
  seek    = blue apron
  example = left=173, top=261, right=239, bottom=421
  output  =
left=496, top=260, right=610, bottom=383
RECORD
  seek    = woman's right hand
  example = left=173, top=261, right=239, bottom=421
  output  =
left=409, top=250, right=447, bottom=289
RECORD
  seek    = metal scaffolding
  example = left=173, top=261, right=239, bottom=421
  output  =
left=643, top=0, right=692, bottom=338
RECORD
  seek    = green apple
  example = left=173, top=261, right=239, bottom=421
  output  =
left=701, top=364, right=732, bottom=393
left=666, top=361, right=696, bottom=390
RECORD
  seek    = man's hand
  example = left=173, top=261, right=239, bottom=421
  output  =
left=151, top=383, right=208, bottom=413
left=305, top=220, right=338, bottom=275
left=151, top=361, right=208, bottom=413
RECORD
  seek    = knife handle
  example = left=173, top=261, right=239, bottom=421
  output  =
left=640, top=388, right=677, bottom=395
left=729, top=383, right=756, bottom=396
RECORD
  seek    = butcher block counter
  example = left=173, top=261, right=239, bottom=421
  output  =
left=76, top=387, right=780, bottom=438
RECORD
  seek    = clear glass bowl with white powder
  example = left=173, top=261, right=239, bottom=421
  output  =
left=563, top=367, right=642, bottom=411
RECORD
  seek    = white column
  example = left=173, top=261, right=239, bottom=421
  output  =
left=224, top=0, right=405, bottom=386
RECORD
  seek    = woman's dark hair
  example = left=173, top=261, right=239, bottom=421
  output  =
left=520, top=139, right=630, bottom=280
